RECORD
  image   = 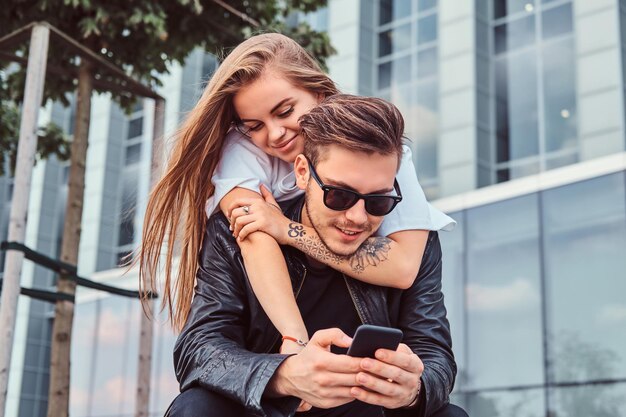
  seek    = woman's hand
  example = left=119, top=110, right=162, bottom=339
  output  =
left=227, top=185, right=291, bottom=243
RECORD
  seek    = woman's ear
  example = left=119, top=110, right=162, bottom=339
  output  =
left=294, top=154, right=309, bottom=190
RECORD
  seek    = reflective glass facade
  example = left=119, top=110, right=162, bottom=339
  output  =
left=491, top=0, right=578, bottom=183
left=70, top=295, right=177, bottom=417
left=372, top=0, right=612, bottom=196
left=440, top=171, right=626, bottom=416
left=377, top=0, right=440, bottom=198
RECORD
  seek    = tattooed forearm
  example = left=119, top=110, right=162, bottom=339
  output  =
left=289, top=223, right=344, bottom=264
left=287, top=223, right=392, bottom=273
left=349, top=237, right=392, bottom=273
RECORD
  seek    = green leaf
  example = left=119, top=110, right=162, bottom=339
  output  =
left=1, top=0, right=334, bottom=111
left=79, top=18, right=101, bottom=37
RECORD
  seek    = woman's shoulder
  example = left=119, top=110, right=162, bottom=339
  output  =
left=223, top=129, right=268, bottom=158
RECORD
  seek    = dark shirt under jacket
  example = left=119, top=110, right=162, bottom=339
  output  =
left=296, top=264, right=382, bottom=417
left=297, top=264, right=360, bottom=352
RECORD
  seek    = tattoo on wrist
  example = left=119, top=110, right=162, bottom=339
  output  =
left=288, top=223, right=343, bottom=264
left=288, top=223, right=306, bottom=238
left=349, top=237, right=392, bottom=273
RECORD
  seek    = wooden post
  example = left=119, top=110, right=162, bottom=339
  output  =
left=135, top=297, right=155, bottom=417
left=0, top=23, right=50, bottom=417
left=134, top=97, right=165, bottom=417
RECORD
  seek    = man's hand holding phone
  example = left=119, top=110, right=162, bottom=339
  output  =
left=268, top=326, right=423, bottom=411
left=347, top=325, right=424, bottom=409
left=267, top=328, right=362, bottom=409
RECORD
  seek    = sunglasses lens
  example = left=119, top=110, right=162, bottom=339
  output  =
left=325, top=189, right=359, bottom=211
left=365, top=197, right=396, bottom=216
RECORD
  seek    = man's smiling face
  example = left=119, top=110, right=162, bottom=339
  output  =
left=296, top=145, right=399, bottom=257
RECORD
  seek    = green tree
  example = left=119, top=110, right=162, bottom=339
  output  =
left=0, top=2, right=333, bottom=417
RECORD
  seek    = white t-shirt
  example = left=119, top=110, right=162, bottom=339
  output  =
left=207, top=130, right=456, bottom=235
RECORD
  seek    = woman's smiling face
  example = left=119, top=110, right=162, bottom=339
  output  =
left=233, top=70, right=322, bottom=163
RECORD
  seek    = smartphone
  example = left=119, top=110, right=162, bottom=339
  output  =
left=347, top=324, right=403, bottom=358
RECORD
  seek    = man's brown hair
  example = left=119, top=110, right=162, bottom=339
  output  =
left=299, top=94, right=405, bottom=167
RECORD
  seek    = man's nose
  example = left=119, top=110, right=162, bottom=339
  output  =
left=344, top=198, right=368, bottom=224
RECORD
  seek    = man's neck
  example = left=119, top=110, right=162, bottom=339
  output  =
left=299, top=202, right=327, bottom=269
left=300, top=202, right=312, bottom=228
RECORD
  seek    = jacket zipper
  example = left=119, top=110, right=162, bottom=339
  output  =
left=343, top=274, right=365, bottom=324
left=265, top=267, right=308, bottom=353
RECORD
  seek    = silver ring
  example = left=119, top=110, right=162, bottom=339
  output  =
left=242, top=205, right=250, bottom=214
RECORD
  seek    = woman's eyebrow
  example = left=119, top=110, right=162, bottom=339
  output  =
left=239, top=98, right=293, bottom=123
left=270, top=98, right=292, bottom=113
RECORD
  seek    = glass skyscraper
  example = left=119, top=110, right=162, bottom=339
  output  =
left=1, top=1, right=625, bottom=416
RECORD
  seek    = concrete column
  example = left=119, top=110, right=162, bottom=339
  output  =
left=437, top=0, right=479, bottom=196
left=574, top=0, right=625, bottom=160
left=327, top=0, right=363, bottom=94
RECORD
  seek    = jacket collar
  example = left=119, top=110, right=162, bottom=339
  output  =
left=282, top=195, right=305, bottom=223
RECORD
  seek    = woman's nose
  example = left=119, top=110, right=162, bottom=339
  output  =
left=268, top=121, right=286, bottom=142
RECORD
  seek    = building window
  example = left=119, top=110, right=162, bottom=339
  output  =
left=491, top=0, right=577, bottom=184
left=375, top=0, right=440, bottom=198
left=127, top=116, right=143, bottom=140
left=379, top=0, right=412, bottom=25
left=114, top=102, right=146, bottom=264
left=125, top=143, right=142, bottom=166
left=541, top=173, right=626, bottom=384
left=439, top=172, right=626, bottom=415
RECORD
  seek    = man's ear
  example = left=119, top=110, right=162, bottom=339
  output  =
left=294, top=154, right=309, bottom=190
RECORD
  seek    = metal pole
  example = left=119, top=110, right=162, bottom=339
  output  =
left=0, top=23, right=50, bottom=417
left=134, top=97, right=165, bottom=417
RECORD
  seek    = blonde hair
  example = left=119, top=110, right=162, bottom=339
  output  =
left=138, top=33, right=339, bottom=331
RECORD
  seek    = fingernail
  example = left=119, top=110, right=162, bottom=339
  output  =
left=376, top=350, right=386, bottom=360
left=343, top=335, right=352, bottom=344
left=357, top=373, right=367, bottom=383
left=362, top=359, right=372, bottom=369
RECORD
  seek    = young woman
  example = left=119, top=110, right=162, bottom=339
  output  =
left=138, top=33, right=455, bottom=354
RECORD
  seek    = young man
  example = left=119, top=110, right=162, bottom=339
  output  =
left=168, top=95, right=466, bottom=417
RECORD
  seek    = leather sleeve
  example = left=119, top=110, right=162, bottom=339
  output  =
left=387, top=232, right=456, bottom=417
left=173, top=214, right=299, bottom=417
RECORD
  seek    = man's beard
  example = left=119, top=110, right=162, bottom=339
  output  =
left=304, top=186, right=374, bottom=258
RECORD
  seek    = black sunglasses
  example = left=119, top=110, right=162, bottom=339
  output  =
left=307, top=160, right=402, bottom=216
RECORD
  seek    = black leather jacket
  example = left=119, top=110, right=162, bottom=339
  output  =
left=174, top=196, right=456, bottom=417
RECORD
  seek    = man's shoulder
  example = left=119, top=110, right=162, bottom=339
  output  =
left=424, top=230, right=441, bottom=258
left=204, top=211, right=238, bottom=250
left=207, top=209, right=230, bottom=229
